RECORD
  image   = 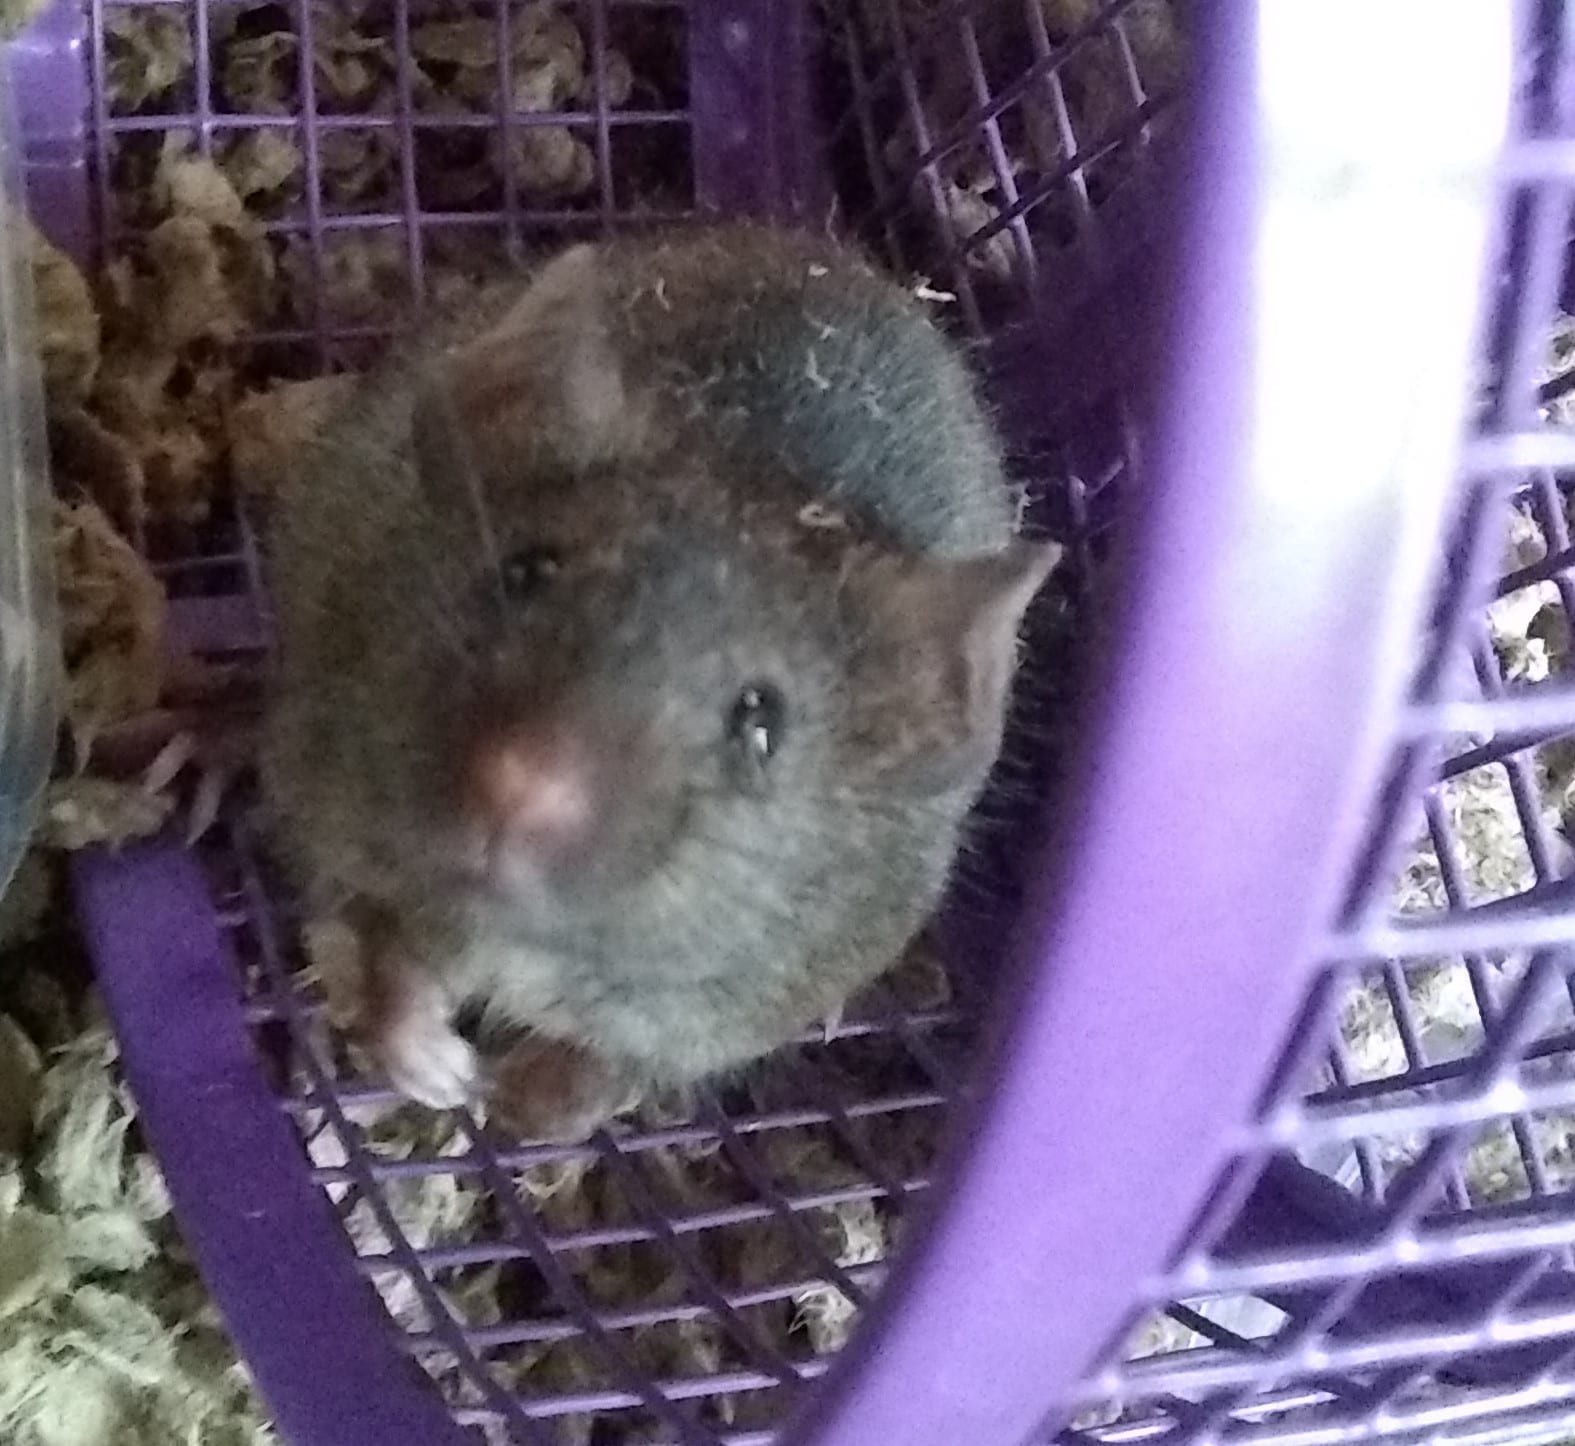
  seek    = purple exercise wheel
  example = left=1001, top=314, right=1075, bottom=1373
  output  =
left=21, top=0, right=1575, bottom=1442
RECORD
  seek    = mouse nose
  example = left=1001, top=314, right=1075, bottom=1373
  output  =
left=464, top=729, right=598, bottom=860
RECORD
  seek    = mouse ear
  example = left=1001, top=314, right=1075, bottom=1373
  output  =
left=853, top=539, right=1061, bottom=794
left=437, top=244, right=650, bottom=468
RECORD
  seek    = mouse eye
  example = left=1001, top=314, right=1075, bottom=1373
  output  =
left=498, top=547, right=561, bottom=603
left=727, top=682, right=786, bottom=789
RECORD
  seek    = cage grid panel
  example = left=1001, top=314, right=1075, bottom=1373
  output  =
left=1056, top=14, right=1575, bottom=1438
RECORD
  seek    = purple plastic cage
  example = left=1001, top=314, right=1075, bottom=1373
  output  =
left=15, top=0, right=1575, bottom=1441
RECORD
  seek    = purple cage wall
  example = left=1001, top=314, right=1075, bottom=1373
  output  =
left=15, top=0, right=1575, bottom=1442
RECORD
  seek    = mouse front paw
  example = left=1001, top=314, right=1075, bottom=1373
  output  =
left=487, top=1037, right=642, bottom=1142
left=378, top=1009, right=479, bottom=1110
left=304, top=904, right=480, bottom=1111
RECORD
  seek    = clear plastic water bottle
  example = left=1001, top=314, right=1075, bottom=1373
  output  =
left=0, top=58, right=58, bottom=903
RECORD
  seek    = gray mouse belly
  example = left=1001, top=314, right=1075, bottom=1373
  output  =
left=465, top=889, right=931, bottom=1088
left=469, top=939, right=811, bottom=1083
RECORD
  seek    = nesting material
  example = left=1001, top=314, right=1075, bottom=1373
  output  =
left=53, top=497, right=168, bottom=754
left=33, top=141, right=274, bottom=531
left=0, top=963, right=272, bottom=1446
left=102, top=8, right=193, bottom=109
left=12, top=211, right=100, bottom=401
left=96, top=149, right=276, bottom=525
left=227, top=376, right=358, bottom=497
left=0, top=0, right=46, bottom=39
left=99, top=0, right=650, bottom=335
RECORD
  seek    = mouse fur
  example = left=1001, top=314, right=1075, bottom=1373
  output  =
left=262, top=223, right=1057, bottom=1136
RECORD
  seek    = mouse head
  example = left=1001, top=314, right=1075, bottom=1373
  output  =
left=398, top=246, right=1057, bottom=932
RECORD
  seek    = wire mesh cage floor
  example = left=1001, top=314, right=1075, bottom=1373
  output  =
left=18, top=0, right=1575, bottom=1444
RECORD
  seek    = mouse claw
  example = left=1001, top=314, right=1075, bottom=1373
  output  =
left=131, top=729, right=241, bottom=845
left=140, top=730, right=198, bottom=796
left=112, top=705, right=258, bottom=842
left=184, top=758, right=240, bottom=844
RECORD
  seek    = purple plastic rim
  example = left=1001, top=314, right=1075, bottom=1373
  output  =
left=792, top=6, right=1516, bottom=1444
left=7, top=0, right=89, bottom=258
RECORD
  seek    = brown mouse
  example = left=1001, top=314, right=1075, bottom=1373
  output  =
left=262, top=224, right=1057, bottom=1139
